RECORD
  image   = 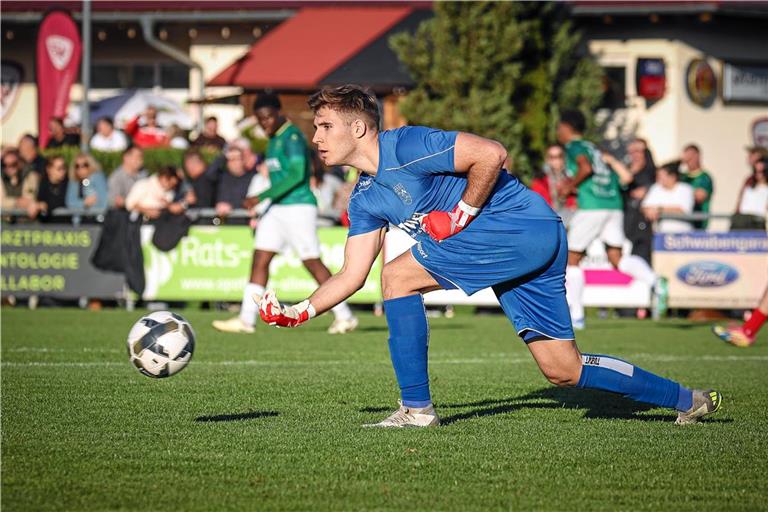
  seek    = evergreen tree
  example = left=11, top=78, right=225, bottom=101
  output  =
left=390, top=2, right=603, bottom=179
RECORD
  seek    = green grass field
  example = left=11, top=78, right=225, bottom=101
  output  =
left=2, top=308, right=767, bottom=511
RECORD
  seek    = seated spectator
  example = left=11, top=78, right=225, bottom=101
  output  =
left=182, top=149, right=216, bottom=207
left=45, top=117, right=80, bottom=149
left=18, top=134, right=47, bottom=174
left=108, top=147, right=148, bottom=209
left=192, top=116, right=227, bottom=151
left=215, top=145, right=254, bottom=216
left=126, top=166, right=184, bottom=219
left=65, top=153, right=108, bottom=211
left=732, top=151, right=768, bottom=230
left=168, top=124, right=190, bottom=149
left=90, top=116, right=129, bottom=152
left=29, top=155, right=68, bottom=221
left=124, top=106, right=168, bottom=148
left=531, top=144, right=576, bottom=224
left=642, top=162, right=695, bottom=233
left=1, top=148, right=40, bottom=212
left=680, top=144, right=714, bottom=229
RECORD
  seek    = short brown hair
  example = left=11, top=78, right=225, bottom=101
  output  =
left=308, top=85, right=380, bottom=130
left=157, top=165, right=180, bottom=180
left=684, top=143, right=700, bottom=154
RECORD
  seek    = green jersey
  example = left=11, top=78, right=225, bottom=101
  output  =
left=258, top=122, right=316, bottom=206
left=681, top=169, right=713, bottom=229
left=565, top=139, right=623, bottom=210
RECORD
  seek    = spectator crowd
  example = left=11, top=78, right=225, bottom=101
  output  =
left=1, top=100, right=765, bottom=318
left=2, top=102, right=766, bottom=248
left=530, top=134, right=768, bottom=270
left=1, top=105, right=357, bottom=228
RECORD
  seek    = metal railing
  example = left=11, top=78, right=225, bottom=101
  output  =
left=1, top=207, right=341, bottom=225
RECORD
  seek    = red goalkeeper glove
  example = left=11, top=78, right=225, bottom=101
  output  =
left=421, top=200, right=480, bottom=241
left=256, top=290, right=316, bottom=328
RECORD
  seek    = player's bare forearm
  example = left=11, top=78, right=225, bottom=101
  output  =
left=453, top=133, right=507, bottom=208
left=603, top=153, right=633, bottom=185
left=462, top=157, right=504, bottom=208
left=570, top=155, right=593, bottom=188
left=307, top=271, right=365, bottom=315
left=307, top=228, right=386, bottom=315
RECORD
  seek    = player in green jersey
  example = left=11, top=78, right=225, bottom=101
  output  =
left=557, top=110, right=666, bottom=329
left=213, top=94, right=357, bottom=335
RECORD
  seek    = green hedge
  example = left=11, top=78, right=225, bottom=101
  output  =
left=42, top=138, right=268, bottom=175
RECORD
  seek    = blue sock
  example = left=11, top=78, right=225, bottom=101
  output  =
left=578, top=354, right=693, bottom=411
left=384, top=294, right=431, bottom=408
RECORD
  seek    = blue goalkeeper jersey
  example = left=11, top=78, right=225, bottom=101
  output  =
left=347, top=126, right=558, bottom=240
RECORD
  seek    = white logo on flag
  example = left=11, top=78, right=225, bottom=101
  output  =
left=46, top=35, right=74, bottom=70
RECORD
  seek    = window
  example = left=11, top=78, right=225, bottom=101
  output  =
left=160, top=63, right=189, bottom=89
left=599, top=66, right=627, bottom=110
left=91, top=62, right=189, bottom=89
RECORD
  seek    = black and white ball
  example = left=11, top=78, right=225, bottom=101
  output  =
left=127, top=311, right=195, bottom=378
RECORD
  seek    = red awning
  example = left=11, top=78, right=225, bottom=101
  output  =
left=207, top=6, right=413, bottom=89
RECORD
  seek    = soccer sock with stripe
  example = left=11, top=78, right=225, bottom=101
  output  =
left=618, top=254, right=658, bottom=287
left=743, top=309, right=766, bottom=338
left=384, top=294, right=432, bottom=408
left=577, top=353, right=693, bottom=411
left=239, top=283, right=265, bottom=327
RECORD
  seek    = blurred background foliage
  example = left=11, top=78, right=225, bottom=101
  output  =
left=391, top=1, right=604, bottom=180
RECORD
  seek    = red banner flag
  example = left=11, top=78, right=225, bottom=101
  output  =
left=36, top=10, right=81, bottom=148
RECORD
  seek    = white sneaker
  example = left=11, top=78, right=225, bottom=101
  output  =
left=363, top=401, right=440, bottom=428
left=327, top=316, right=359, bottom=334
left=212, top=317, right=255, bottom=334
left=675, top=389, right=722, bottom=425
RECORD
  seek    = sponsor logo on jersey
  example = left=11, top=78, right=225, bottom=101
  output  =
left=265, top=157, right=282, bottom=172
left=415, top=242, right=428, bottom=259
left=676, top=261, right=739, bottom=287
left=398, top=212, right=426, bottom=236
left=393, top=183, right=413, bottom=205
left=350, top=175, right=373, bottom=202
left=357, top=175, right=373, bottom=191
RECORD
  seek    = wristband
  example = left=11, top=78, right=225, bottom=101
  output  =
left=295, top=300, right=317, bottom=319
left=457, top=200, right=480, bottom=216
left=454, top=200, right=480, bottom=228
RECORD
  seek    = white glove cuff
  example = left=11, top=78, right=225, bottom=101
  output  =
left=295, top=300, right=317, bottom=319
left=458, top=200, right=480, bottom=216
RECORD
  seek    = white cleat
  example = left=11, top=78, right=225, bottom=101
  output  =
left=675, top=389, right=722, bottom=425
left=363, top=401, right=440, bottom=428
left=212, top=317, right=255, bottom=334
left=327, top=316, right=359, bottom=335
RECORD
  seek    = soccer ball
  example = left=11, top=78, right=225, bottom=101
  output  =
left=126, top=311, right=196, bottom=378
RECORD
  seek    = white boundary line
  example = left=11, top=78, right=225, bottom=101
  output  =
left=3, top=354, right=768, bottom=368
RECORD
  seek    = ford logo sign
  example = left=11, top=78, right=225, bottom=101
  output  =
left=676, top=261, right=739, bottom=287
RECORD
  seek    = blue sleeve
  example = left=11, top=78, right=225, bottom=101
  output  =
left=65, top=181, right=83, bottom=208
left=391, top=126, right=458, bottom=175
left=347, top=196, right=387, bottom=237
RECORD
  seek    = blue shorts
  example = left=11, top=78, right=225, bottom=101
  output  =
left=410, top=217, right=574, bottom=341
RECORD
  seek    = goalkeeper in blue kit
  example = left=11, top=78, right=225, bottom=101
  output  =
left=255, top=84, right=721, bottom=427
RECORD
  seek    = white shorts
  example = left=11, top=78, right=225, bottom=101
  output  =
left=567, top=209, right=625, bottom=253
left=254, top=204, right=321, bottom=260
